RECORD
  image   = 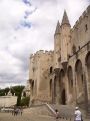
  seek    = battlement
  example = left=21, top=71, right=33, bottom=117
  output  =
left=30, top=50, right=54, bottom=59
left=72, top=5, right=90, bottom=31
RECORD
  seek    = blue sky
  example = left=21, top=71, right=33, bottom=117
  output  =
left=0, top=0, right=89, bottom=88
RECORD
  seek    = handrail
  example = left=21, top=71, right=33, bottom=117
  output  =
left=45, top=103, right=56, bottom=114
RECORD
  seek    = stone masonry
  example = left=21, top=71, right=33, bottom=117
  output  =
left=28, top=5, right=90, bottom=108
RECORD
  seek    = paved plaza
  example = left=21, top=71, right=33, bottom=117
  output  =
left=0, top=112, right=55, bottom=121
left=0, top=111, right=90, bottom=121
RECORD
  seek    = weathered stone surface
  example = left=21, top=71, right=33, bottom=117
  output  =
left=27, top=6, right=90, bottom=117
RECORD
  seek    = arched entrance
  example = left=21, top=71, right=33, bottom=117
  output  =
left=61, top=89, right=66, bottom=105
left=85, top=52, right=90, bottom=98
left=85, top=52, right=90, bottom=83
left=55, top=75, right=60, bottom=104
left=50, top=79, right=52, bottom=97
left=60, top=69, right=66, bottom=105
left=75, top=60, right=83, bottom=101
left=31, top=81, right=34, bottom=96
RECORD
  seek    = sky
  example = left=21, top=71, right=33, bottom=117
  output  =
left=0, top=0, right=89, bottom=88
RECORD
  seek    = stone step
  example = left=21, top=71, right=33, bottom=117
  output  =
left=49, top=104, right=75, bottom=118
left=24, top=105, right=53, bottom=116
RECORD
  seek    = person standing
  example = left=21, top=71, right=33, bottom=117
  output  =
left=55, top=109, right=59, bottom=121
left=74, top=107, right=83, bottom=121
left=20, top=108, right=23, bottom=116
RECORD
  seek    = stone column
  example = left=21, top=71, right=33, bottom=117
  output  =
left=52, top=78, right=55, bottom=103
left=72, top=68, right=77, bottom=105
left=83, top=60, right=90, bottom=113
left=64, top=72, right=69, bottom=104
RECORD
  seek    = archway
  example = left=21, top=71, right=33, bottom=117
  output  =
left=59, top=69, right=66, bottom=104
left=50, top=79, right=52, bottom=97
left=31, top=81, right=34, bottom=96
left=75, top=60, right=83, bottom=95
left=61, top=89, right=66, bottom=105
left=55, top=75, right=60, bottom=104
left=85, top=52, right=90, bottom=98
left=85, top=52, right=90, bottom=83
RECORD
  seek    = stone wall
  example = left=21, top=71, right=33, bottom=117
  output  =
left=28, top=5, right=90, bottom=106
left=0, top=96, right=17, bottom=107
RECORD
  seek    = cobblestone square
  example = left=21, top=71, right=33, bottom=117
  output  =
left=0, top=112, right=90, bottom=121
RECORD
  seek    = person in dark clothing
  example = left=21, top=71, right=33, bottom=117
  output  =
left=55, top=109, right=59, bottom=121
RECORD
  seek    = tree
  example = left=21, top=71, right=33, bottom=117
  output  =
left=21, top=97, right=30, bottom=106
left=17, top=93, right=21, bottom=106
left=0, top=85, right=25, bottom=106
left=13, top=86, right=25, bottom=106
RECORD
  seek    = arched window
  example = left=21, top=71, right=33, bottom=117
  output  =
left=50, top=79, right=52, bottom=96
left=85, top=24, right=88, bottom=31
left=50, top=66, right=53, bottom=73
left=31, top=81, right=34, bottom=96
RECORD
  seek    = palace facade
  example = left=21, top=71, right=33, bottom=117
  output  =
left=28, top=5, right=90, bottom=106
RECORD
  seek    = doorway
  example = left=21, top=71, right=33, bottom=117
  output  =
left=61, top=89, right=66, bottom=105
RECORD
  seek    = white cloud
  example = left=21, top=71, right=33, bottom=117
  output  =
left=0, top=0, right=89, bottom=88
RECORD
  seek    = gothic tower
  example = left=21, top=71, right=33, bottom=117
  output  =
left=60, top=10, right=71, bottom=64
left=54, top=21, right=61, bottom=68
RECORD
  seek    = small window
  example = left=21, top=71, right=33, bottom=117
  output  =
left=50, top=67, right=53, bottom=73
left=85, top=24, right=88, bottom=31
left=72, top=45, right=76, bottom=54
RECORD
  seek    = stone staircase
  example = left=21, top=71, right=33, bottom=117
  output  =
left=25, top=104, right=75, bottom=120
left=24, top=104, right=53, bottom=116
left=48, top=104, right=75, bottom=120
left=24, top=102, right=90, bottom=120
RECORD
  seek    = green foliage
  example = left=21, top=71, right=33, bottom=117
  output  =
left=4, top=87, right=10, bottom=94
left=11, top=86, right=25, bottom=106
left=17, top=93, right=21, bottom=106
left=11, top=85, right=25, bottom=96
left=0, top=87, right=10, bottom=96
left=21, top=97, right=30, bottom=106
left=0, top=85, right=25, bottom=106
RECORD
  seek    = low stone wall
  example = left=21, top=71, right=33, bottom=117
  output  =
left=0, top=96, right=17, bottom=107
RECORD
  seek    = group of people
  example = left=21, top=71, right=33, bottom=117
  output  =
left=12, top=107, right=23, bottom=116
left=55, top=107, right=83, bottom=121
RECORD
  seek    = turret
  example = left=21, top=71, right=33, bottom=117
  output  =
left=54, top=21, right=61, bottom=68
left=55, top=21, right=61, bottom=35
left=60, top=10, right=71, bottom=66
left=61, top=10, right=70, bottom=26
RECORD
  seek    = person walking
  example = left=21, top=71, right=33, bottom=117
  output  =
left=74, top=107, right=83, bottom=121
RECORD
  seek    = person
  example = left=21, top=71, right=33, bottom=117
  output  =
left=20, top=108, right=23, bottom=116
left=55, top=109, right=59, bottom=121
left=74, top=107, right=83, bottom=121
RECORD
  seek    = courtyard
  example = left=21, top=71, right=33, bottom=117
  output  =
left=0, top=110, right=90, bottom=121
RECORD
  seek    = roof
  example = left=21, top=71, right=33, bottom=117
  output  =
left=61, top=10, right=70, bottom=26
left=55, top=21, right=61, bottom=34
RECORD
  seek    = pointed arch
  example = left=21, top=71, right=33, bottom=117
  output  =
left=59, top=69, right=66, bottom=104
left=75, top=59, right=83, bottom=93
left=31, top=80, right=34, bottom=96
left=85, top=51, right=90, bottom=85
left=50, top=79, right=52, bottom=97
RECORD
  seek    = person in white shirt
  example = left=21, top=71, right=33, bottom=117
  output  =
left=74, top=107, right=82, bottom=121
